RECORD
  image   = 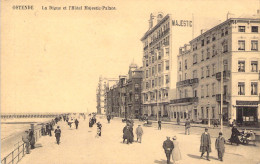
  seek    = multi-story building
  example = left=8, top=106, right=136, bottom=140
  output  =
left=141, top=12, right=192, bottom=119
left=171, top=14, right=260, bottom=126
left=106, top=63, right=143, bottom=118
left=96, top=76, right=118, bottom=115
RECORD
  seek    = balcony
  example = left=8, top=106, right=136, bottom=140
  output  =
left=216, top=94, right=229, bottom=102
left=176, top=78, right=199, bottom=87
left=170, top=97, right=198, bottom=104
left=216, top=70, right=230, bottom=81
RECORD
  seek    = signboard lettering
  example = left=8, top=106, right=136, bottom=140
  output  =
left=172, top=20, right=192, bottom=27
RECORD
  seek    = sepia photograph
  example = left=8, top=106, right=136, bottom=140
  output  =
left=1, top=0, right=260, bottom=163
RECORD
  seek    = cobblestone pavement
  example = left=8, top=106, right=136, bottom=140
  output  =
left=18, top=116, right=260, bottom=164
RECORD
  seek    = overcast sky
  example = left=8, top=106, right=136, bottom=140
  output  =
left=1, top=0, right=259, bottom=113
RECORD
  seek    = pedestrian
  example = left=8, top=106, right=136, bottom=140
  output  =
left=29, top=129, right=35, bottom=149
left=228, top=118, right=232, bottom=127
left=48, top=123, right=52, bottom=136
left=158, top=119, right=162, bottom=130
left=75, top=119, right=79, bottom=129
left=163, top=136, right=174, bottom=164
left=229, top=125, right=240, bottom=145
left=215, top=132, right=225, bottom=161
left=123, top=125, right=131, bottom=144
left=136, top=125, right=143, bottom=143
left=97, top=122, right=102, bottom=136
left=172, top=136, right=181, bottom=164
left=45, top=123, right=49, bottom=135
left=185, top=119, right=191, bottom=135
left=54, top=126, right=61, bottom=145
left=22, top=130, right=30, bottom=154
left=249, top=130, right=256, bottom=146
left=107, top=115, right=111, bottom=123
left=200, top=128, right=211, bottom=161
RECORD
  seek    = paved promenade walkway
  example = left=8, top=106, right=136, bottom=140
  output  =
left=19, top=116, right=260, bottom=164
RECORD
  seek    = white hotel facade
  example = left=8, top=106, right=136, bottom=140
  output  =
left=172, top=15, right=260, bottom=125
left=140, top=12, right=192, bottom=118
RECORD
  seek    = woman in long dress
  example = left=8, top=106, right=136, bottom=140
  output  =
left=172, top=136, right=182, bottom=164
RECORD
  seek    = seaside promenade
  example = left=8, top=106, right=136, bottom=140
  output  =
left=16, top=116, right=260, bottom=164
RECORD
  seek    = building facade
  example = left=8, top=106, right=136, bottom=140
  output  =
left=106, top=64, right=143, bottom=118
left=141, top=12, right=192, bottom=119
left=171, top=15, right=260, bottom=125
left=96, top=76, right=118, bottom=115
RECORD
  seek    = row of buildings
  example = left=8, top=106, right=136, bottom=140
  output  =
left=97, top=11, right=260, bottom=126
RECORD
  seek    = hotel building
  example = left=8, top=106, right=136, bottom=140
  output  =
left=141, top=12, right=192, bottom=119
left=171, top=14, right=260, bottom=125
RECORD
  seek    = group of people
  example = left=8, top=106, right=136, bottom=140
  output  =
left=22, top=129, right=36, bottom=154
left=89, top=115, right=97, bottom=127
left=163, top=136, right=181, bottom=164
left=122, top=120, right=144, bottom=144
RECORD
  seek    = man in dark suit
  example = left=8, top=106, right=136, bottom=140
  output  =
left=163, top=136, right=174, bottom=164
left=54, top=126, right=61, bottom=145
left=200, top=128, right=211, bottom=161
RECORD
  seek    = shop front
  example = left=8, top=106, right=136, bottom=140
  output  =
left=236, top=101, right=258, bottom=126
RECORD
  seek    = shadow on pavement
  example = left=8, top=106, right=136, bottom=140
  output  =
left=225, top=152, right=243, bottom=156
left=34, top=143, right=43, bottom=148
left=187, top=154, right=201, bottom=159
left=154, top=159, right=170, bottom=164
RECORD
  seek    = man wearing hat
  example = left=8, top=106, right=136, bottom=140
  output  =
left=200, top=128, right=211, bottom=161
left=215, top=132, right=225, bottom=161
left=54, top=126, right=61, bottom=145
left=135, top=125, right=143, bottom=143
left=163, top=136, right=174, bottom=164
left=22, top=130, right=30, bottom=154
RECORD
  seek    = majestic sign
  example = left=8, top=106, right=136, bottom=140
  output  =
left=172, top=20, right=192, bottom=27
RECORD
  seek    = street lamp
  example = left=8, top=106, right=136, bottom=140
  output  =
left=208, top=101, right=210, bottom=127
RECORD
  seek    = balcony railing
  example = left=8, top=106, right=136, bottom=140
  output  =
left=176, top=78, right=199, bottom=87
left=216, top=94, right=229, bottom=102
left=170, top=97, right=198, bottom=104
left=216, top=70, right=230, bottom=81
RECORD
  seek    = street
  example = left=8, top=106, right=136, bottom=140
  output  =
left=19, top=116, right=260, bottom=164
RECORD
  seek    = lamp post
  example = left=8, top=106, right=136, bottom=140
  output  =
left=208, top=101, right=210, bottom=127
left=157, top=90, right=159, bottom=121
left=220, top=50, right=224, bottom=133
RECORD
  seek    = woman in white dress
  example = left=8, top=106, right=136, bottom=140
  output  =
left=172, top=136, right=182, bottom=164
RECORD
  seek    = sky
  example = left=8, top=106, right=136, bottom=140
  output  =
left=1, top=0, right=259, bottom=113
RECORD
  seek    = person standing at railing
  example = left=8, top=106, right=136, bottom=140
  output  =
left=29, top=129, right=35, bottom=149
left=22, top=130, right=30, bottom=154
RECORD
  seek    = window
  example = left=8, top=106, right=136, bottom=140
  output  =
left=223, top=41, right=228, bottom=53
left=251, top=82, right=258, bottom=95
left=212, top=45, right=216, bottom=57
left=251, top=40, right=258, bottom=51
left=146, top=70, right=148, bottom=78
left=146, top=82, right=149, bottom=89
left=252, top=26, right=258, bottom=33
left=155, top=78, right=157, bottom=86
left=165, top=48, right=169, bottom=56
left=158, top=64, right=161, bottom=73
left=193, top=70, right=197, bottom=78
left=212, top=83, right=215, bottom=96
left=201, top=39, right=204, bottom=46
left=225, top=27, right=228, bottom=35
left=135, top=94, right=139, bottom=101
left=149, top=57, right=151, bottom=64
left=238, top=60, right=245, bottom=72
left=151, top=80, right=154, bottom=88
left=193, top=54, right=197, bottom=64
left=184, top=73, right=187, bottom=80
left=134, top=84, right=139, bottom=91
left=201, top=50, right=204, bottom=61
left=201, top=107, right=204, bottom=119
left=193, top=89, right=197, bottom=97
left=158, top=52, right=162, bottom=60
left=212, top=64, right=216, bottom=76
left=238, top=82, right=245, bottom=95
left=179, top=62, right=182, bottom=71
left=146, top=60, right=148, bottom=67
left=179, top=90, right=182, bottom=99
left=201, top=67, right=204, bottom=79
left=165, top=75, right=169, bottom=84
left=184, top=89, right=188, bottom=98
left=212, top=107, right=215, bottom=119
left=238, top=40, right=245, bottom=50
left=154, top=65, right=157, bottom=74
left=152, top=56, right=155, bottom=63
left=165, top=60, right=169, bottom=70
left=201, top=85, right=204, bottom=98
left=206, top=66, right=210, bottom=77
left=185, top=60, right=187, bottom=69
left=238, top=26, right=245, bottom=32
left=152, top=67, right=155, bottom=76
left=223, top=60, right=228, bottom=71
left=158, top=77, right=161, bottom=86
left=212, top=33, right=216, bottom=41
left=206, top=37, right=210, bottom=44
left=206, top=84, right=209, bottom=97
left=251, top=61, right=258, bottom=72
left=221, top=29, right=224, bottom=37
left=206, top=48, right=210, bottom=59
left=149, top=68, right=151, bottom=77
